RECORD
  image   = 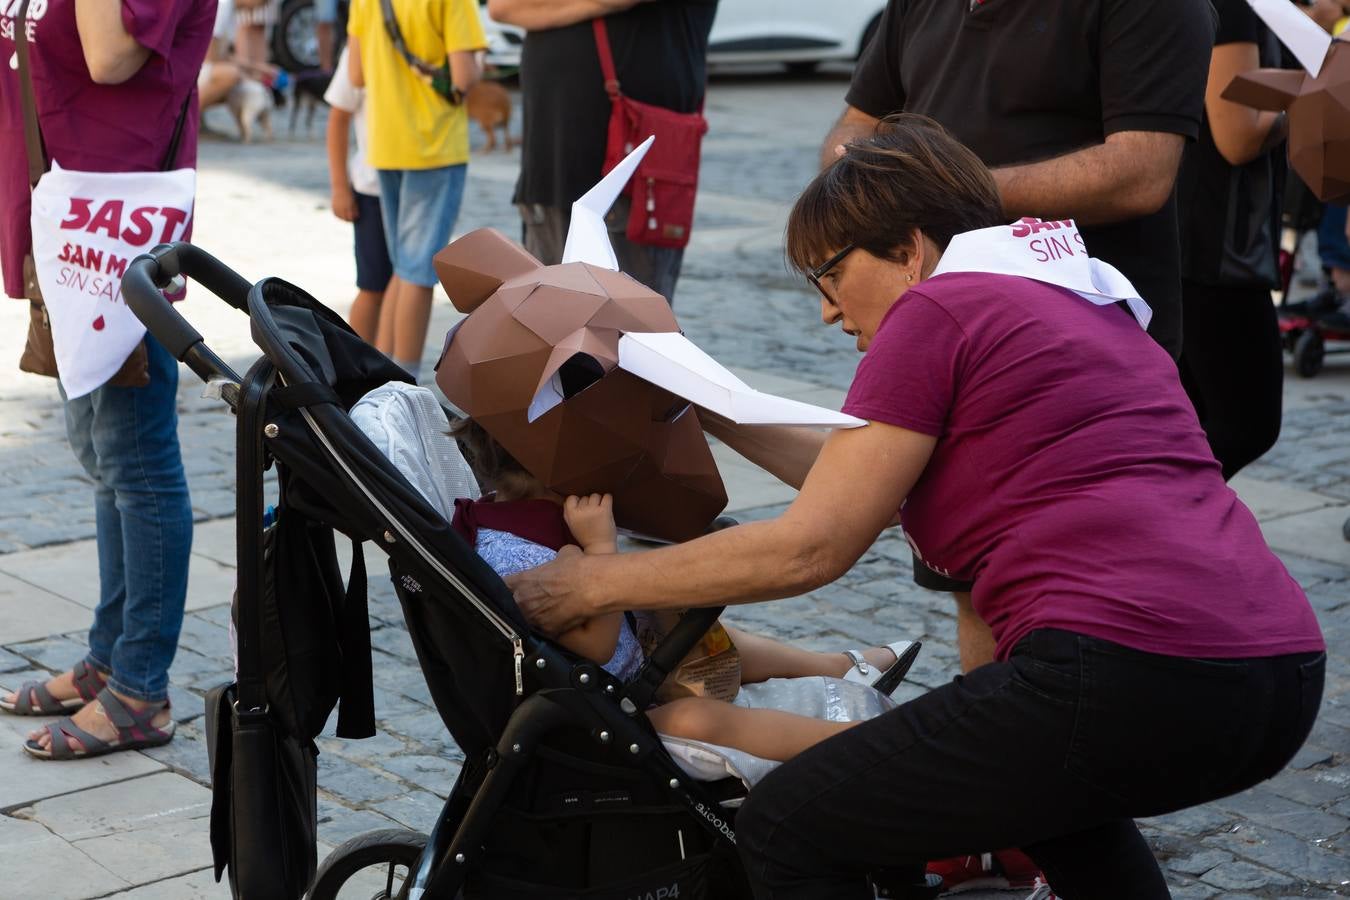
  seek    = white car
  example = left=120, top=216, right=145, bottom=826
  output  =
left=482, top=0, right=888, bottom=73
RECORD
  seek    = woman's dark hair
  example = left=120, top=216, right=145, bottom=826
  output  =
left=785, top=114, right=1004, bottom=276
left=448, top=416, right=536, bottom=497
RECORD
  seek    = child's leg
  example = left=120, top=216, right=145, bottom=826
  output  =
left=375, top=276, right=398, bottom=355
left=725, top=626, right=897, bottom=683
left=648, top=696, right=856, bottom=762
left=351, top=192, right=394, bottom=348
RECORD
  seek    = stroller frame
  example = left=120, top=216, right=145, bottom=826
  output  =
left=122, top=243, right=754, bottom=898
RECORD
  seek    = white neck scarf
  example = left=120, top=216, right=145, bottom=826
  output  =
left=929, top=219, right=1152, bottom=331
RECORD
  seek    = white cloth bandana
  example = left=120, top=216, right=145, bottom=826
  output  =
left=930, top=218, right=1152, bottom=331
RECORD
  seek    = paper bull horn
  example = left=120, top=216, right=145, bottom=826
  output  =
left=1222, top=0, right=1350, bottom=203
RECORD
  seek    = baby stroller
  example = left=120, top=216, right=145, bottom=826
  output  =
left=121, top=243, right=939, bottom=900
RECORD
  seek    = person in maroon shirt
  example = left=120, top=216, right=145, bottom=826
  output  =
left=0, top=0, right=212, bottom=760
left=506, top=117, right=1326, bottom=900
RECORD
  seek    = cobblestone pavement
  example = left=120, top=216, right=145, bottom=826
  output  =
left=0, top=72, right=1348, bottom=899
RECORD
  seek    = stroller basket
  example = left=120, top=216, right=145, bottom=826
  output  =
left=121, top=243, right=757, bottom=900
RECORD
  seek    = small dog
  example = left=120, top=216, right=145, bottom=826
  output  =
left=466, top=80, right=514, bottom=152
left=227, top=77, right=273, bottom=143
left=290, top=69, right=333, bottom=137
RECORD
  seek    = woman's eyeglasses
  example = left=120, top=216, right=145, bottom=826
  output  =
left=806, top=244, right=855, bottom=303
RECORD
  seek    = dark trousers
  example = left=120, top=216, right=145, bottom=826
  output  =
left=1179, top=281, right=1284, bottom=480
left=518, top=199, right=685, bottom=305
left=736, top=629, right=1325, bottom=899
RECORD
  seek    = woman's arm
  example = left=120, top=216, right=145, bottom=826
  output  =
left=1206, top=42, right=1287, bottom=167
left=508, top=421, right=937, bottom=636
left=487, top=0, right=646, bottom=32
left=75, top=0, right=151, bottom=85
left=701, top=413, right=830, bottom=491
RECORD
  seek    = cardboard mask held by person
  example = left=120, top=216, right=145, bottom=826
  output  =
left=1223, top=0, right=1350, bottom=203
left=433, top=138, right=862, bottom=543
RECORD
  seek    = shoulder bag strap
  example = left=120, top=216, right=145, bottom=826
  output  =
left=15, top=0, right=48, bottom=189
left=592, top=17, right=621, bottom=99
left=235, top=359, right=275, bottom=714
left=158, top=93, right=193, bottom=171
left=379, top=0, right=462, bottom=104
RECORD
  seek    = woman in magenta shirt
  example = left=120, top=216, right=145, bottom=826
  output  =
left=508, top=117, right=1326, bottom=899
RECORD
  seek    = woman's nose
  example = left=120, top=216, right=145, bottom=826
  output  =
left=820, top=296, right=840, bottom=325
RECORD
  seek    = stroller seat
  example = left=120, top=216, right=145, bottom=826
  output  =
left=350, top=381, right=897, bottom=787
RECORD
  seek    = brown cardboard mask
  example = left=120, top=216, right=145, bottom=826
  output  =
left=433, top=227, right=727, bottom=542
left=1224, top=38, right=1350, bottom=203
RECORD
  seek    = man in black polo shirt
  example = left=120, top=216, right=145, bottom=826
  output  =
left=825, top=0, right=1215, bottom=363
left=487, top=0, right=717, bottom=305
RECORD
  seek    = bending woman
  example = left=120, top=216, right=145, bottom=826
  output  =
left=506, top=117, right=1326, bottom=900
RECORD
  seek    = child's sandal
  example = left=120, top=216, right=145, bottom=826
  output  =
left=842, top=640, right=922, bottom=697
left=22, top=688, right=174, bottom=761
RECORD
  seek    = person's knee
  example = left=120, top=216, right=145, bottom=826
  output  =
left=650, top=697, right=720, bottom=744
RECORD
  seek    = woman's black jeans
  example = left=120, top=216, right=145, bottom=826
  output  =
left=736, top=629, right=1325, bottom=899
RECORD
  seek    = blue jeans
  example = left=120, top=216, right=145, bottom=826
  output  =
left=61, top=336, right=193, bottom=703
left=377, top=165, right=467, bottom=287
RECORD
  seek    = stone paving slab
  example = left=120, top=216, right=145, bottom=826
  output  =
left=0, top=571, right=100, bottom=643
left=0, top=685, right=165, bottom=811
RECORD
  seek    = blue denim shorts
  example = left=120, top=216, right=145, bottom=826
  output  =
left=377, top=165, right=467, bottom=288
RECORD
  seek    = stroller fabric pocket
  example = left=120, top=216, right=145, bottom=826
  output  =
left=469, top=853, right=713, bottom=900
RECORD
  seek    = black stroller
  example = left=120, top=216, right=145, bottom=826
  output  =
left=121, top=243, right=938, bottom=900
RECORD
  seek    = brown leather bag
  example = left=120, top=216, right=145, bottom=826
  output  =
left=14, top=0, right=154, bottom=389
left=18, top=253, right=148, bottom=386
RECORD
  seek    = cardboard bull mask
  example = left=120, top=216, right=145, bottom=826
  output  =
left=433, top=140, right=726, bottom=542
left=1223, top=0, right=1350, bottom=203
left=434, top=138, right=864, bottom=542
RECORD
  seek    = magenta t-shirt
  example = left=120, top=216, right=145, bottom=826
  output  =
left=842, top=271, right=1324, bottom=661
left=0, top=0, right=214, bottom=299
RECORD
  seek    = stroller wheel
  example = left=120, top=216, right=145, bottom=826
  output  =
left=1294, top=330, right=1325, bottom=378
left=309, top=828, right=430, bottom=900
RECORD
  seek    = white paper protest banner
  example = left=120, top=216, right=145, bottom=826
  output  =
left=931, top=218, right=1152, bottom=331
left=29, top=162, right=196, bottom=399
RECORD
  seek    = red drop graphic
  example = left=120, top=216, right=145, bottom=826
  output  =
left=92, top=315, right=106, bottom=331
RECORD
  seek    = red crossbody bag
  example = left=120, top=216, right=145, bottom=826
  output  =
left=593, top=18, right=708, bottom=249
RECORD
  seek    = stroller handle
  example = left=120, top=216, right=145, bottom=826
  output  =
left=123, top=243, right=250, bottom=388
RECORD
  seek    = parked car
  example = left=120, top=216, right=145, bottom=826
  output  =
left=270, top=0, right=348, bottom=72
left=481, top=0, right=887, bottom=72
left=269, top=0, right=884, bottom=75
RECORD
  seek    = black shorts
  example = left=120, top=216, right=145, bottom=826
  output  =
left=354, top=191, right=393, bottom=293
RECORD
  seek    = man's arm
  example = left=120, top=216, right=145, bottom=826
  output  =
left=487, top=0, right=645, bottom=32
left=449, top=50, right=482, bottom=94
left=75, top=0, right=151, bottom=85
left=819, top=105, right=880, bottom=170
left=990, top=131, right=1185, bottom=226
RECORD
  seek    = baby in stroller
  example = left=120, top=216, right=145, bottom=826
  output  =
left=449, top=415, right=915, bottom=762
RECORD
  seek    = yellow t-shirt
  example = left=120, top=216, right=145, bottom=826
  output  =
left=348, top=0, right=486, bottom=170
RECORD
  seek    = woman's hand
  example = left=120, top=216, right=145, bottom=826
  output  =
left=563, top=493, right=617, bottom=553
left=506, top=545, right=601, bottom=637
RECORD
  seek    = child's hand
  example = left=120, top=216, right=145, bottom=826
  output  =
left=564, top=493, right=617, bottom=553
left=331, top=188, right=358, bottom=223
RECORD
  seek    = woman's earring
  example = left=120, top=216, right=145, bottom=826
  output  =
left=905, top=273, right=913, bottom=283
